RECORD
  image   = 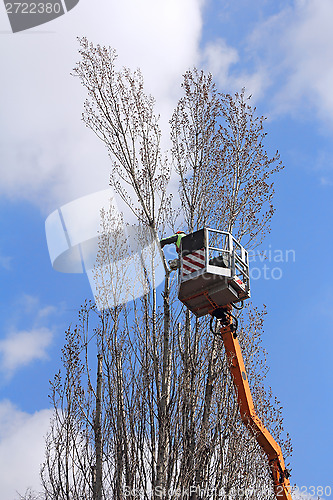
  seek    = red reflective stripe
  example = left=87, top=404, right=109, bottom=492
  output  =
left=183, top=248, right=205, bottom=261
left=186, top=251, right=205, bottom=261
left=183, top=255, right=205, bottom=267
left=183, top=262, right=202, bottom=272
left=182, top=248, right=205, bottom=276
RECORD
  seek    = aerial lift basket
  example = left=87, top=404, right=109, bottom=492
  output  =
left=178, top=228, right=250, bottom=317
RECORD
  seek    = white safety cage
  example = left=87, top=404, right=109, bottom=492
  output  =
left=178, top=228, right=250, bottom=317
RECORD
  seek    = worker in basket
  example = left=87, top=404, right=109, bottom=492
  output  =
left=160, top=230, right=186, bottom=269
left=160, top=231, right=186, bottom=252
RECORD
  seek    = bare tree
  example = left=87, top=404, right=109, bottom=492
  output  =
left=73, top=37, right=171, bottom=232
left=16, top=488, right=43, bottom=500
left=41, top=302, right=291, bottom=499
left=73, top=37, right=177, bottom=495
left=41, top=41, right=291, bottom=500
left=170, top=69, right=283, bottom=247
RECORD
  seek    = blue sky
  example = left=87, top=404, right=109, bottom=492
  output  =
left=0, top=0, right=332, bottom=498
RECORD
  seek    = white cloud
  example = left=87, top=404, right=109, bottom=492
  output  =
left=0, top=252, right=12, bottom=270
left=0, top=0, right=203, bottom=212
left=18, top=294, right=40, bottom=313
left=248, top=0, right=333, bottom=124
left=0, top=294, right=57, bottom=376
left=0, top=400, right=52, bottom=499
left=37, top=304, right=57, bottom=319
left=3, top=0, right=333, bottom=214
left=0, top=327, right=53, bottom=375
left=16, top=294, right=57, bottom=318
left=201, top=37, right=269, bottom=99
left=320, top=176, right=333, bottom=186
left=292, top=490, right=325, bottom=500
left=202, top=38, right=239, bottom=84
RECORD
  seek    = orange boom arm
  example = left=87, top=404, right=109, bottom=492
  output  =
left=217, top=305, right=292, bottom=500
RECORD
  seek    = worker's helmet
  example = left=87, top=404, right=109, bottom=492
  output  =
left=176, top=230, right=185, bottom=234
